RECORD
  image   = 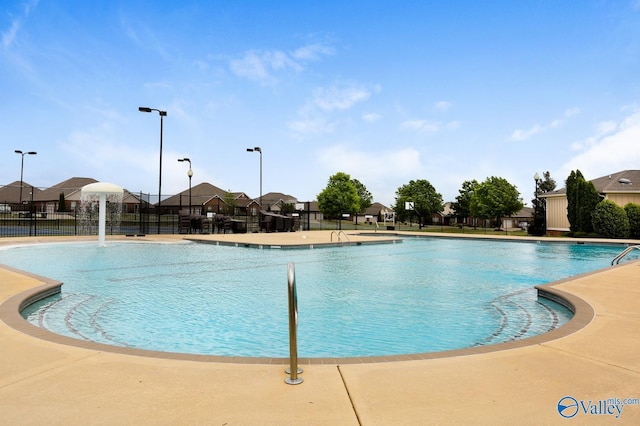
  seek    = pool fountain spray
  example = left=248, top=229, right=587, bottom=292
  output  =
left=80, top=182, right=124, bottom=246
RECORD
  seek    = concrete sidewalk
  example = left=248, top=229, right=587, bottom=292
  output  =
left=1, top=233, right=639, bottom=424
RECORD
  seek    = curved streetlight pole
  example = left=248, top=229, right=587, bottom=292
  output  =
left=178, top=158, right=192, bottom=214
left=14, top=150, right=37, bottom=208
left=139, top=107, right=167, bottom=234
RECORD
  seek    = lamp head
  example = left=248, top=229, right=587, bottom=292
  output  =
left=138, top=107, right=152, bottom=113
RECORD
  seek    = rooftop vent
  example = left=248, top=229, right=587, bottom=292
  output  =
left=618, top=178, right=632, bottom=185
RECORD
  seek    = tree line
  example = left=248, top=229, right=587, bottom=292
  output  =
left=316, top=172, right=527, bottom=229
left=316, top=169, right=640, bottom=239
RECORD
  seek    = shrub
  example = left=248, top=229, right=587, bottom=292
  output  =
left=592, top=200, right=630, bottom=238
left=624, top=203, right=640, bottom=238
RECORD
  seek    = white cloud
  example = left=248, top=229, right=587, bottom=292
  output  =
left=570, top=118, right=621, bottom=151
left=230, top=42, right=333, bottom=84
left=313, top=84, right=371, bottom=111
left=509, top=107, right=580, bottom=141
left=317, top=145, right=423, bottom=203
left=318, top=145, right=421, bottom=178
left=362, top=112, right=381, bottom=123
left=2, top=0, right=38, bottom=49
left=288, top=81, right=376, bottom=137
left=564, top=107, right=581, bottom=117
left=120, top=14, right=171, bottom=60
left=193, top=59, right=209, bottom=71
left=291, top=43, right=335, bottom=61
left=435, top=101, right=452, bottom=112
left=510, top=124, right=543, bottom=141
left=287, top=115, right=335, bottom=136
left=596, top=120, right=618, bottom=135
left=560, top=110, right=640, bottom=179
left=1, top=18, right=20, bottom=49
left=400, top=119, right=441, bottom=134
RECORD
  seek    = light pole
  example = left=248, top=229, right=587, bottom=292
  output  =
left=533, top=172, right=541, bottom=234
left=139, top=107, right=167, bottom=234
left=178, top=158, right=192, bottom=214
left=14, top=150, right=37, bottom=209
left=246, top=147, right=262, bottom=209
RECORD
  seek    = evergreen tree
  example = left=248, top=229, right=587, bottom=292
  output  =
left=624, top=203, right=640, bottom=238
left=592, top=200, right=630, bottom=238
left=530, top=171, right=556, bottom=236
left=565, top=170, right=580, bottom=232
left=58, top=192, right=66, bottom=212
left=223, top=191, right=237, bottom=216
left=566, top=170, right=601, bottom=234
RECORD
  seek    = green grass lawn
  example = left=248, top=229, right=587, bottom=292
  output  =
left=310, top=220, right=530, bottom=237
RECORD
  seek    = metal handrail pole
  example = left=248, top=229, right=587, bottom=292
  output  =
left=611, top=245, right=640, bottom=265
left=285, top=262, right=303, bottom=385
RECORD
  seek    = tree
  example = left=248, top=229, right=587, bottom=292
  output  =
left=280, top=203, right=296, bottom=215
left=565, top=170, right=600, bottom=233
left=317, top=172, right=360, bottom=226
left=592, top=200, right=630, bottom=238
left=530, top=171, right=556, bottom=236
left=451, top=180, right=478, bottom=223
left=393, top=179, right=443, bottom=227
left=223, top=191, right=237, bottom=216
left=624, top=203, right=640, bottom=238
left=470, top=176, right=523, bottom=228
left=352, top=178, right=373, bottom=214
left=58, top=192, right=66, bottom=212
left=565, top=170, right=580, bottom=232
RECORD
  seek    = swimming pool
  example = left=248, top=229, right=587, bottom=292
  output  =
left=2, top=238, right=631, bottom=358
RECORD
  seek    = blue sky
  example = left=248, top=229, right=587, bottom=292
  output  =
left=2, top=1, right=640, bottom=206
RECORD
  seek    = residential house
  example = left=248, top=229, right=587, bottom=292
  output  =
left=160, top=182, right=257, bottom=217
left=539, top=170, right=640, bottom=235
left=35, top=177, right=98, bottom=214
left=0, top=181, right=43, bottom=211
left=430, top=202, right=456, bottom=226
left=503, top=206, right=533, bottom=230
left=353, top=202, right=392, bottom=226
left=259, top=192, right=298, bottom=213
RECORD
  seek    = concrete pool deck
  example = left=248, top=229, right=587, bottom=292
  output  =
left=0, top=231, right=639, bottom=424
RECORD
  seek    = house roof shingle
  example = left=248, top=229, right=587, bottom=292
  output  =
left=35, top=177, right=98, bottom=202
left=0, top=181, right=42, bottom=204
left=540, top=170, right=640, bottom=197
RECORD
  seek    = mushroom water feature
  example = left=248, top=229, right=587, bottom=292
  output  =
left=80, top=182, right=124, bottom=246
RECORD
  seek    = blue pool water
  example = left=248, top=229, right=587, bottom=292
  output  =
left=2, top=238, right=634, bottom=358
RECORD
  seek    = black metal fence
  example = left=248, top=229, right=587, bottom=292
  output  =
left=0, top=191, right=177, bottom=238
left=0, top=187, right=313, bottom=237
left=0, top=212, right=187, bottom=238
